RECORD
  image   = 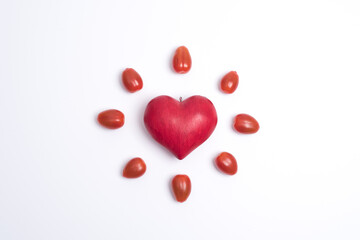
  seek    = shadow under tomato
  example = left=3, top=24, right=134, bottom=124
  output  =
left=118, top=68, right=128, bottom=93
left=168, top=47, right=177, bottom=74
left=168, top=176, right=175, bottom=201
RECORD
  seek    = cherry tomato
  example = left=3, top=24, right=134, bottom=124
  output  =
left=173, top=46, right=192, bottom=74
left=122, top=68, right=143, bottom=93
left=171, top=174, right=191, bottom=202
left=97, top=109, right=125, bottom=129
left=220, top=71, right=239, bottom=94
left=123, top=158, right=146, bottom=178
left=233, top=114, right=259, bottom=134
left=215, top=152, right=238, bottom=175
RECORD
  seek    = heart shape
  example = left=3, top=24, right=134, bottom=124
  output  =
left=144, top=95, right=217, bottom=159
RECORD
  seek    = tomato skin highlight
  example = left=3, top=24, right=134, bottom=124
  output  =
left=215, top=152, right=238, bottom=175
left=123, top=158, right=146, bottom=178
left=171, top=175, right=191, bottom=202
left=233, top=114, right=260, bottom=134
left=172, top=46, right=192, bottom=74
left=122, top=68, right=143, bottom=93
left=220, top=71, right=239, bottom=94
left=97, top=109, right=125, bottom=129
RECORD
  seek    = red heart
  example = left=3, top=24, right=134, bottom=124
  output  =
left=144, top=95, right=217, bottom=160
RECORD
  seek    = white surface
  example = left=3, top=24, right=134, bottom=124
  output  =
left=1, top=0, right=360, bottom=239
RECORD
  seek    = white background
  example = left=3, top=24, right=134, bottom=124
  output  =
left=1, top=0, right=360, bottom=239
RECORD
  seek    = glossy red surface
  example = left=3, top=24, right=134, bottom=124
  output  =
left=220, top=71, right=239, bottom=94
left=172, top=175, right=191, bottom=203
left=215, top=152, right=238, bottom=175
left=144, top=95, right=217, bottom=160
left=123, top=158, right=146, bottom=178
left=122, top=68, right=143, bottom=93
left=97, top=109, right=125, bottom=129
left=233, top=114, right=259, bottom=134
left=172, top=46, right=192, bottom=74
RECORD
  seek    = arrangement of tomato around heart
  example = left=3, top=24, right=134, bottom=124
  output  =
left=97, top=46, right=260, bottom=202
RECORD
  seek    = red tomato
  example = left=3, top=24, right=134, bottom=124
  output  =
left=233, top=114, right=259, bottom=134
left=220, top=71, right=239, bottom=94
left=97, top=109, right=125, bottom=129
left=122, top=68, right=143, bottom=93
left=215, top=152, right=238, bottom=175
left=171, top=175, right=191, bottom=202
left=123, top=158, right=146, bottom=178
left=173, top=46, right=192, bottom=74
